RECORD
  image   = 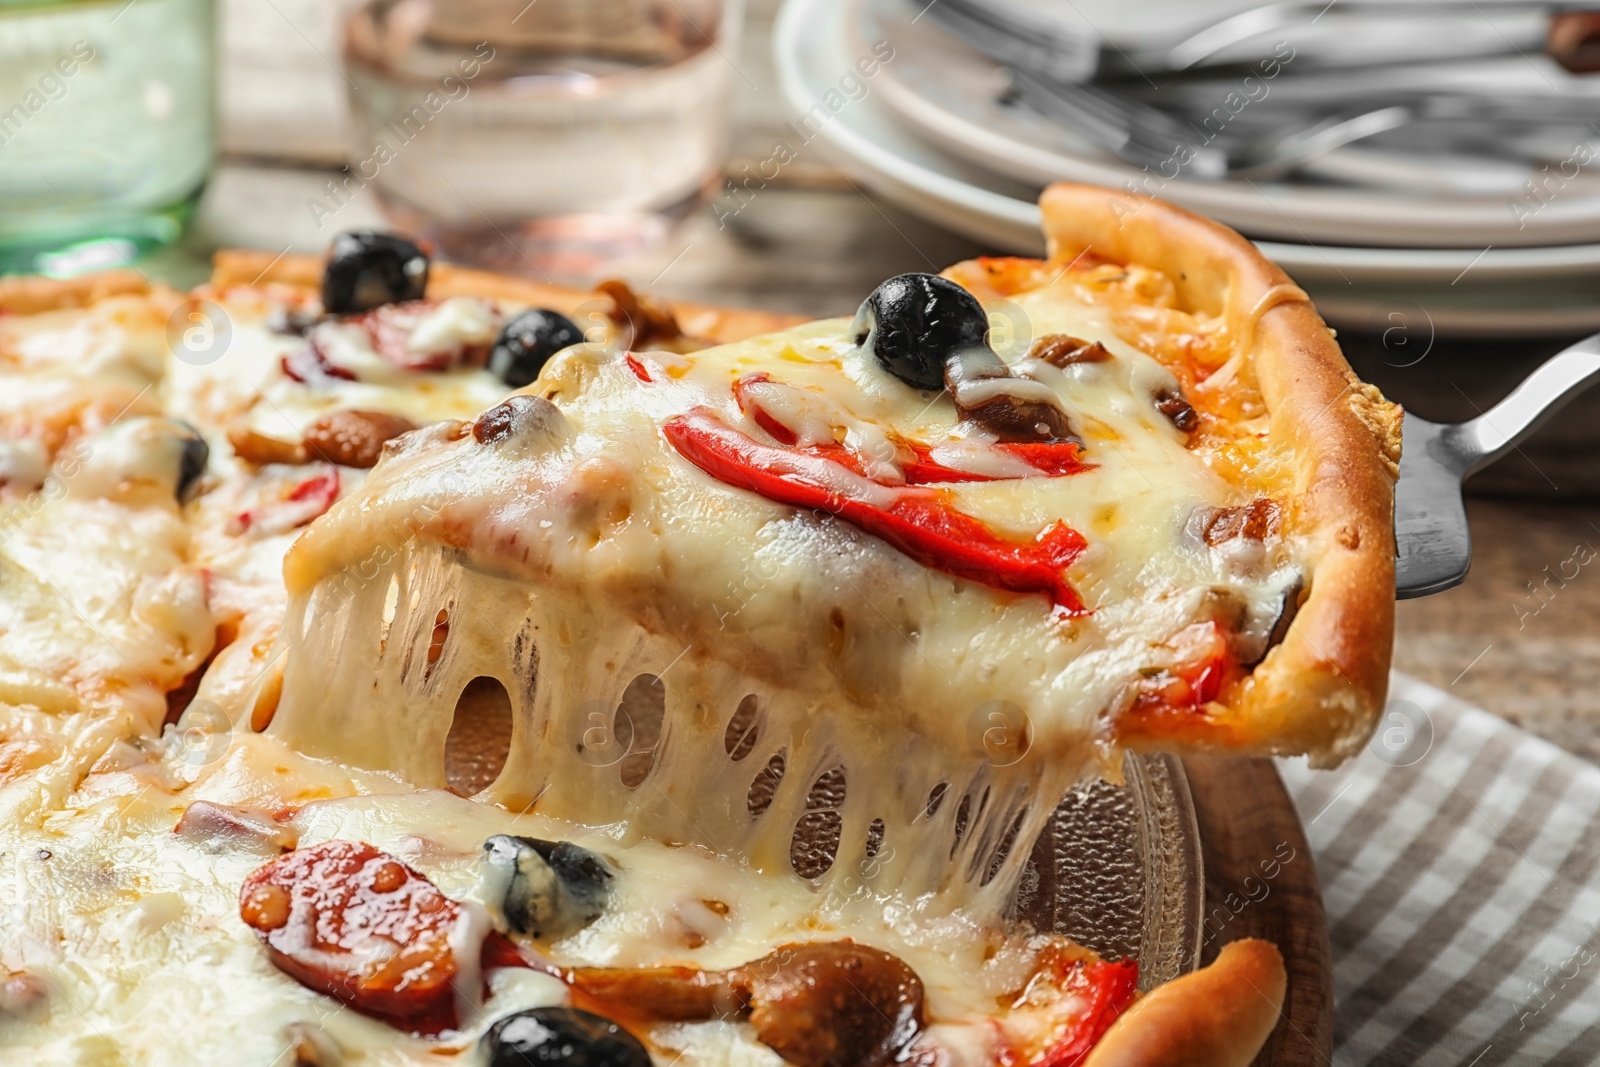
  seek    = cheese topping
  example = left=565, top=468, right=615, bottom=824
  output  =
left=0, top=265, right=1302, bottom=1065
left=0, top=424, right=212, bottom=726
left=265, top=282, right=1303, bottom=920
left=0, top=727, right=1062, bottom=1065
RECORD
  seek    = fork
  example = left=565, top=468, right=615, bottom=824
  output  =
left=1157, top=0, right=1600, bottom=76
left=927, top=0, right=1600, bottom=83
left=921, top=0, right=1101, bottom=83
left=1007, top=68, right=1414, bottom=181
left=1395, top=331, right=1600, bottom=599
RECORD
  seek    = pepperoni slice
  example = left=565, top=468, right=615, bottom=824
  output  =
left=230, top=466, right=340, bottom=537
left=356, top=300, right=493, bottom=372
left=281, top=340, right=357, bottom=385
left=239, top=840, right=471, bottom=1034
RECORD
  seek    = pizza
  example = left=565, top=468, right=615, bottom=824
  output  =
left=0, top=183, right=1400, bottom=1066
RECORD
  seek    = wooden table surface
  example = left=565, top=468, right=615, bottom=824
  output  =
left=171, top=0, right=1600, bottom=767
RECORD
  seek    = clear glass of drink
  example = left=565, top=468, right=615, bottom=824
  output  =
left=338, top=0, right=742, bottom=281
left=0, top=0, right=216, bottom=277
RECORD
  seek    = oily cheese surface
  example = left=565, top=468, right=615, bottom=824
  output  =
left=0, top=258, right=1308, bottom=1067
left=283, top=295, right=1303, bottom=771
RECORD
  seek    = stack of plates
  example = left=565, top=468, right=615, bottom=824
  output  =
left=773, top=0, right=1600, bottom=335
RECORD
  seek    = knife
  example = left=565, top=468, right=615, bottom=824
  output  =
left=1395, top=332, right=1600, bottom=598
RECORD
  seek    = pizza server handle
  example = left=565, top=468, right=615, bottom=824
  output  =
left=1394, top=330, right=1600, bottom=599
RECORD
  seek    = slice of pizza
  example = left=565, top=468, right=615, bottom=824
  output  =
left=266, top=182, right=1398, bottom=835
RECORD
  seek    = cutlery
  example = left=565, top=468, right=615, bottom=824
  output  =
left=932, top=2, right=1600, bottom=181
left=1009, top=69, right=1414, bottom=180
left=1155, top=1, right=1600, bottom=77
left=1143, top=82, right=1600, bottom=136
left=921, top=0, right=1100, bottom=83
left=1395, top=331, right=1600, bottom=598
left=927, top=0, right=1600, bottom=84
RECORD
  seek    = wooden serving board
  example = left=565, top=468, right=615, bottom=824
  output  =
left=1184, top=756, right=1334, bottom=1067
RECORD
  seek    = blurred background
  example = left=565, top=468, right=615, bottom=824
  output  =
left=3, top=0, right=1600, bottom=755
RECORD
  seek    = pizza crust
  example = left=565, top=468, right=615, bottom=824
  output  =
left=207, top=250, right=804, bottom=346
left=0, top=269, right=152, bottom=314
left=1084, top=939, right=1287, bottom=1067
left=1037, top=183, right=1401, bottom=768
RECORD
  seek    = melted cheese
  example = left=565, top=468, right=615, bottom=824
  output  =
left=0, top=426, right=212, bottom=727
left=0, top=297, right=169, bottom=486
left=0, top=728, right=1043, bottom=1065
left=266, top=286, right=1303, bottom=919
left=164, top=300, right=531, bottom=733
left=0, top=276, right=1302, bottom=1064
left=162, top=303, right=513, bottom=446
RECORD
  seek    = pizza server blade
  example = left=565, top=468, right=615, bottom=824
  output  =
left=1394, top=331, right=1600, bottom=599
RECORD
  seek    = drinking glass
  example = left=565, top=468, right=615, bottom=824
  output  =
left=339, top=0, right=742, bottom=281
left=0, top=0, right=215, bottom=276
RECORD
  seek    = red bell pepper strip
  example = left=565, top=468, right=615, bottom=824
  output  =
left=895, top=445, right=993, bottom=484
left=1030, top=959, right=1140, bottom=1067
left=624, top=353, right=654, bottom=383
left=899, top=440, right=1090, bottom=484
left=1131, top=620, right=1233, bottom=713
left=995, top=441, right=1092, bottom=478
left=663, top=409, right=1089, bottom=614
left=287, top=466, right=340, bottom=505
left=732, top=373, right=800, bottom=445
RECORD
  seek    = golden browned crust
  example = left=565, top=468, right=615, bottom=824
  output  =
left=1037, top=182, right=1400, bottom=768
left=1085, top=939, right=1287, bottom=1067
left=0, top=269, right=151, bottom=314
left=205, top=248, right=319, bottom=290
left=0, top=252, right=798, bottom=346
left=207, top=249, right=802, bottom=346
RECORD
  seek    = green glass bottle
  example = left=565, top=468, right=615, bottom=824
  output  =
left=0, top=0, right=215, bottom=276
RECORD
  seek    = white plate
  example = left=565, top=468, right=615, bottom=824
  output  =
left=860, top=0, right=1600, bottom=251
left=773, top=0, right=1600, bottom=335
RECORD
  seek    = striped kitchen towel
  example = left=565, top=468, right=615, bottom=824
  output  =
left=1278, top=672, right=1600, bottom=1066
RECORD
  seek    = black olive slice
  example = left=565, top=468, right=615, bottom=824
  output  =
left=853, top=273, right=989, bottom=391
left=322, top=232, right=429, bottom=315
left=483, top=1007, right=650, bottom=1067
left=175, top=423, right=209, bottom=502
left=489, top=309, right=583, bottom=387
left=481, top=835, right=613, bottom=940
